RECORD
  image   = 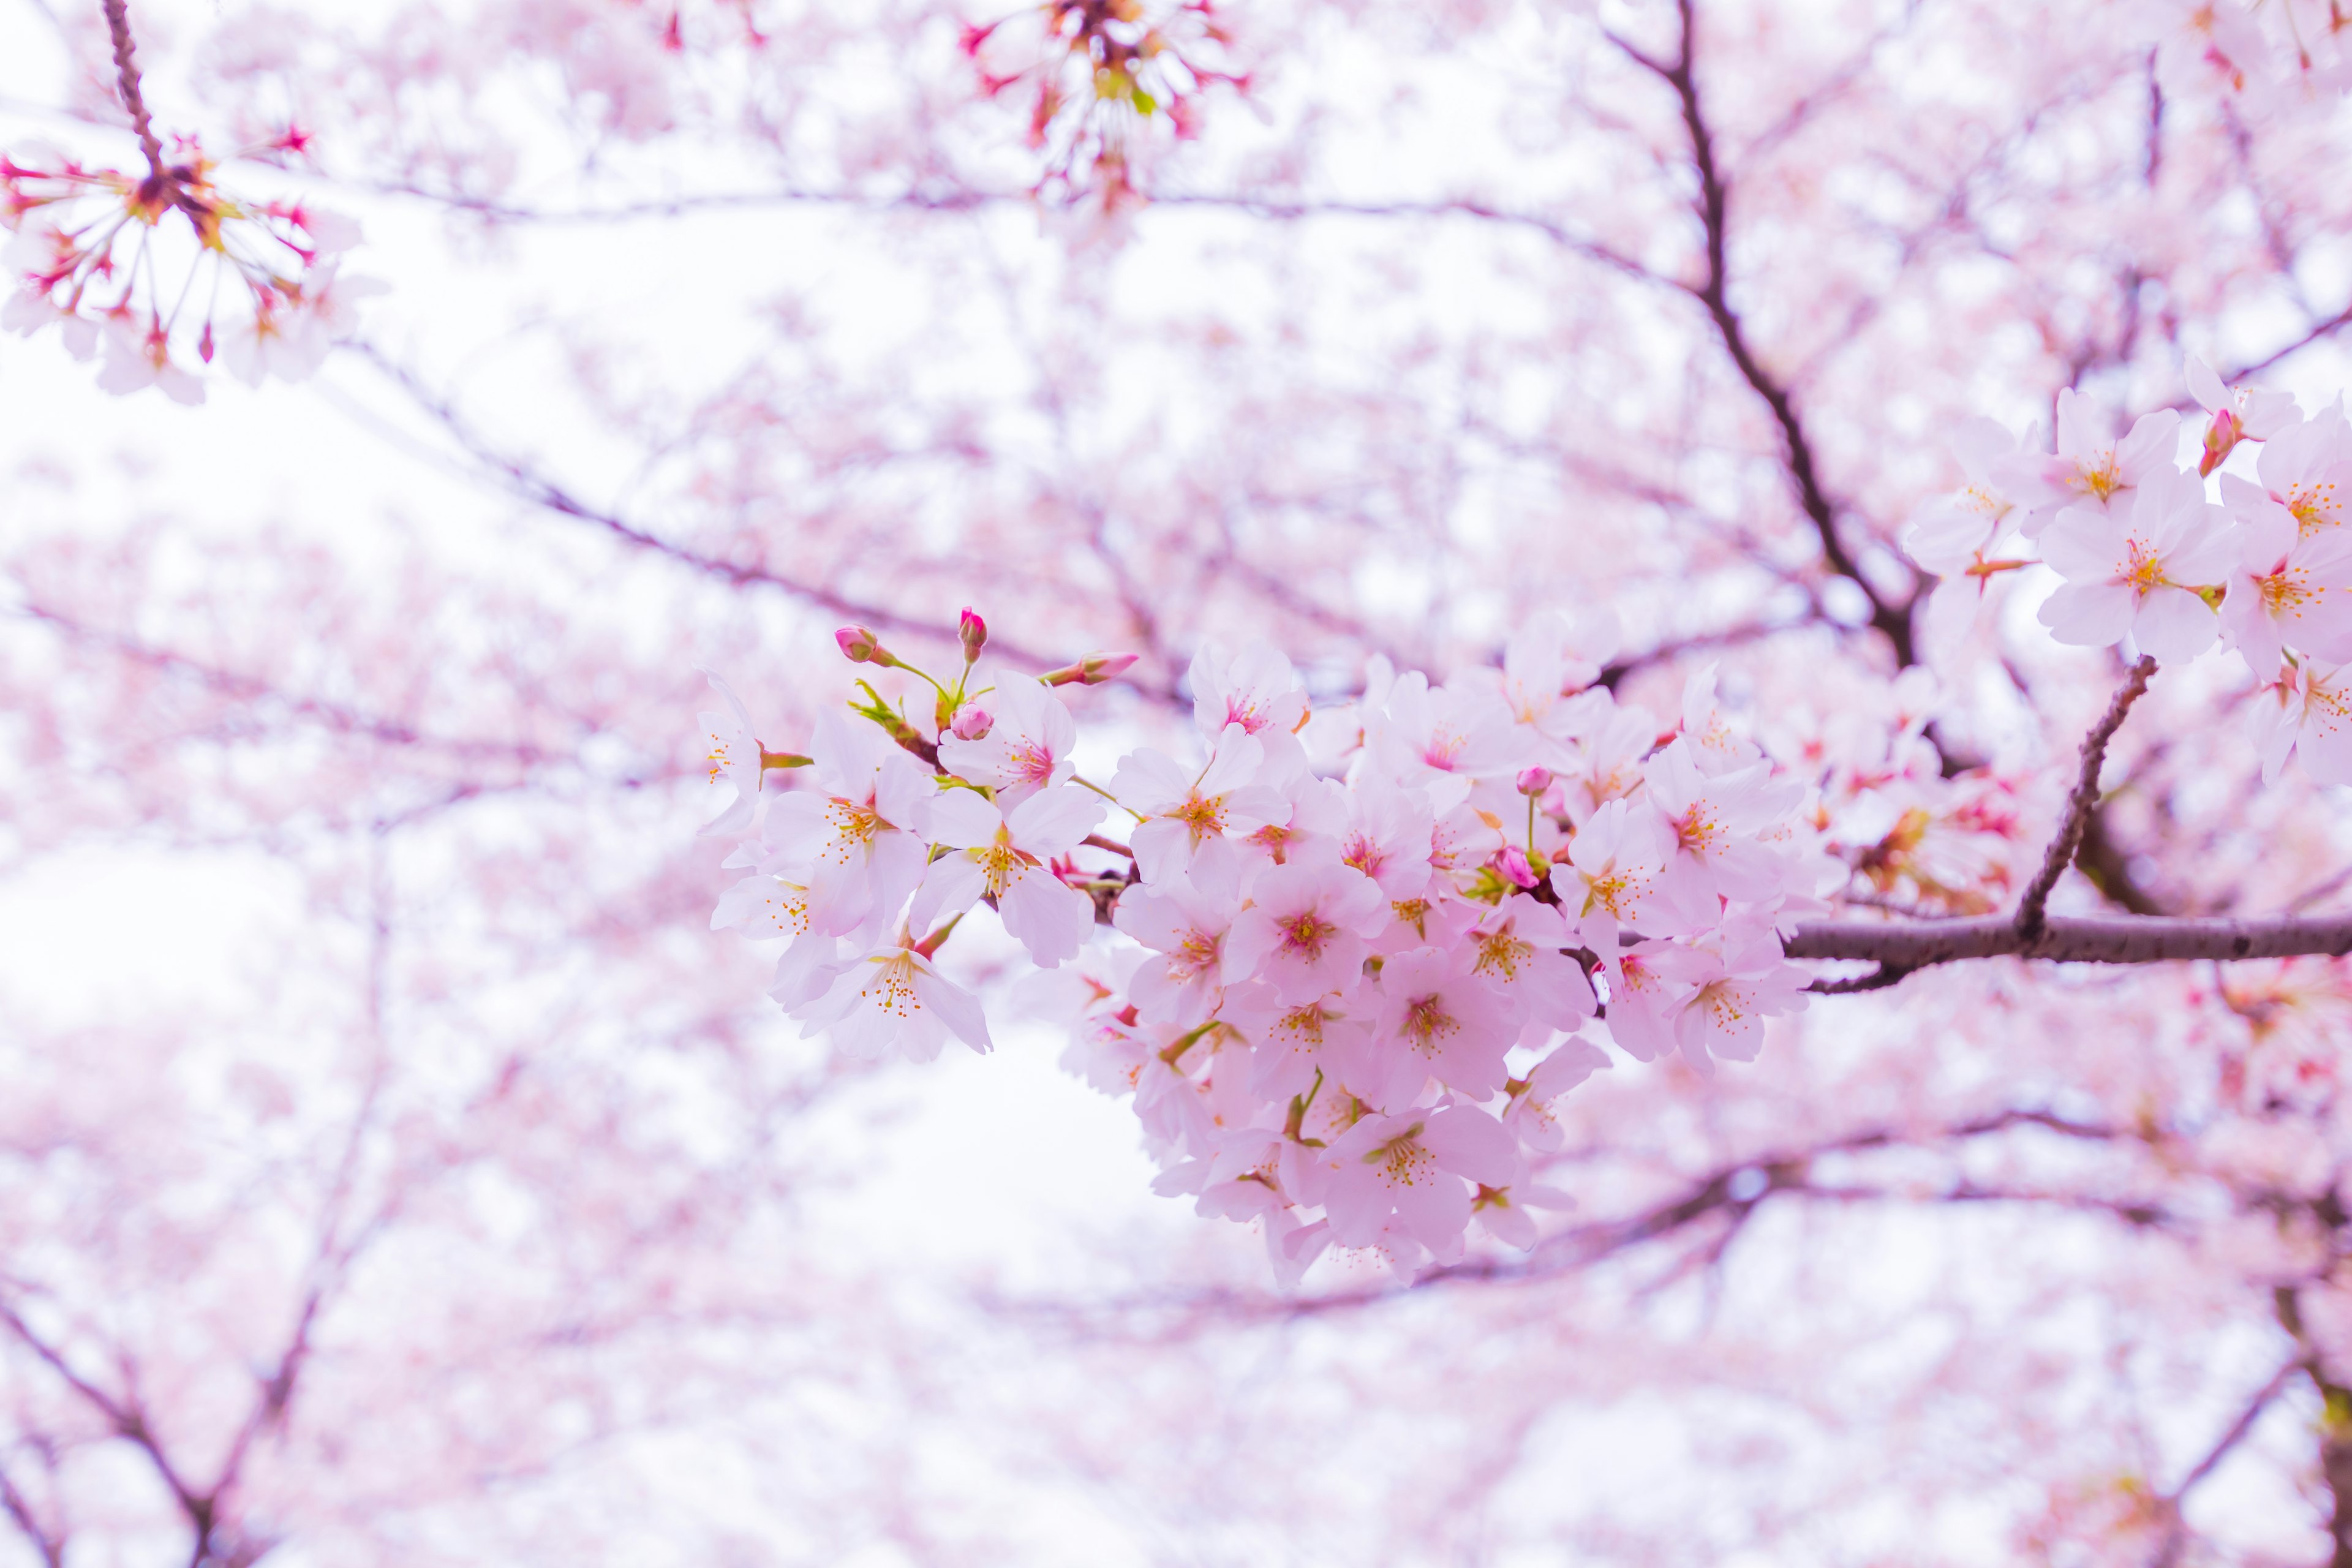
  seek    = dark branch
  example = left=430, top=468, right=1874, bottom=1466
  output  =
left=1621, top=0, right=1920, bottom=668
left=102, top=0, right=162, bottom=176
left=1787, top=911, right=2352, bottom=970
left=2015, top=655, right=2157, bottom=943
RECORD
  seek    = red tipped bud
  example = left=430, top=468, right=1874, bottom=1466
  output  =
left=1042, top=651, right=1140, bottom=687
left=836, top=625, right=895, bottom=666
left=1495, top=845, right=1540, bottom=890
left=951, top=706, right=994, bottom=741
left=1515, top=766, right=1553, bottom=798
left=959, top=607, right=988, bottom=663
left=2199, top=408, right=2243, bottom=478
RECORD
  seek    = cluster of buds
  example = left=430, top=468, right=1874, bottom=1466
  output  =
left=690, top=609, right=2024, bottom=1283
left=963, top=0, right=1246, bottom=213
left=1, top=129, right=374, bottom=402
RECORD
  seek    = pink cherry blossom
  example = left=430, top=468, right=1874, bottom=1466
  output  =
left=2038, top=468, right=2236, bottom=663
left=696, top=670, right=764, bottom=835
left=912, top=784, right=1105, bottom=966
left=1188, top=641, right=1308, bottom=741
left=936, top=676, right=1077, bottom=804
left=2218, top=497, right=2352, bottom=672
left=1992, top=390, right=2180, bottom=537
left=1463, top=896, right=1596, bottom=1038
left=1364, top=946, right=1516, bottom=1106
left=756, top=710, right=934, bottom=938
left=1113, top=856, right=1251, bottom=1025
left=2253, top=657, right=2352, bottom=785
left=790, top=935, right=993, bottom=1061
left=1551, top=794, right=1676, bottom=952
left=1644, top=740, right=1804, bottom=925
left=1225, top=858, right=1389, bottom=1003
left=1111, top=725, right=1289, bottom=883
left=1316, top=1106, right=1518, bottom=1253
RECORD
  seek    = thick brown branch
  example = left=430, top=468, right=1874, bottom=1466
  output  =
left=2014, top=655, right=2157, bottom=942
left=1787, top=911, right=2352, bottom=970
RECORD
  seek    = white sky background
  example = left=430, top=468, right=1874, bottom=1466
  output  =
left=0, top=0, right=2346, bottom=1561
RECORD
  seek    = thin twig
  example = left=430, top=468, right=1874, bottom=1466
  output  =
left=2015, top=655, right=2157, bottom=943
left=102, top=0, right=162, bottom=176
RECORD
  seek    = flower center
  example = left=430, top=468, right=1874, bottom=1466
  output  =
left=1280, top=911, right=1335, bottom=959
left=1400, top=994, right=1457, bottom=1051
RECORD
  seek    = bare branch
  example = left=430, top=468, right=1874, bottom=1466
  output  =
left=1787, top=910, right=2352, bottom=970
left=1628, top=0, right=1922, bottom=668
left=2015, top=655, right=2157, bottom=943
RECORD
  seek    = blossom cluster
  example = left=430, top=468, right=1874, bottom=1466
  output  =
left=1, top=136, right=374, bottom=401
left=703, top=614, right=1860, bottom=1280
left=962, top=0, right=1245, bottom=214
left=1908, top=363, right=2352, bottom=784
left=2158, top=0, right=2352, bottom=107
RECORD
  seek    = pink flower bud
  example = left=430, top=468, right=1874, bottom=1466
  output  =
left=1516, top=766, right=1553, bottom=798
left=2199, top=407, right=2243, bottom=478
left=951, top=706, right=994, bottom=741
left=1495, top=845, right=1540, bottom=890
left=959, top=606, right=988, bottom=662
left=1042, top=651, right=1140, bottom=687
left=836, top=626, right=889, bottom=665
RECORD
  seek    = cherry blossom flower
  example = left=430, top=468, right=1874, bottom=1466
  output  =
left=2253, top=657, right=2352, bottom=785
left=2187, top=356, right=2299, bottom=476
left=1463, top=897, right=1596, bottom=1038
left=913, top=785, right=1106, bottom=967
left=1644, top=741, right=1803, bottom=924
left=757, top=710, right=934, bottom=937
left=1364, top=946, right=1515, bottom=1106
left=1188, top=641, right=1308, bottom=742
left=696, top=671, right=764, bottom=835
left=1114, top=856, right=1252, bottom=1025
left=1335, top=772, right=1437, bottom=902
left=2038, top=468, right=2235, bottom=663
left=1906, top=417, right=2033, bottom=648
left=1112, top=725, right=1288, bottom=882
left=1993, top=391, right=2180, bottom=537
left=1225, top=858, right=1389, bottom=1003
left=2219, top=497, right=2352, bottom=673
left=1369, top=673, right=1520, bottom=810
left=1551, top=795, right=1675, bottom=951
left=2220, top=400, right=2352, bottom=537
left=1501, top=1038, right=1612, bottom=1154
left=1226, top=981, right=1378, bottom=1102
left=1498, top=608, right=1617, bottom=744
left=789, top=935, right=993, bottom=1061
left=937, top=676, right=1078, bottom=804
left=1646, top=925, right=1812, bottom=1069
left=1315, top=1106, right=1518, bottom=1254
left=1595, top=938, right=1696, bottom=1063
left=1678, top=664, right=1762, bottom=776
left=1559, top=701, right=1659, bottom=824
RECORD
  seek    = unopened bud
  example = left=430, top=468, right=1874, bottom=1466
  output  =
left=1495, top=845, right=1540, bottom=890
left=2199, top=407, right=2243, bottom=478
left=836, top=626, right=885, bottom=664
left=1516, top=767, right=1553, bottom=798
left=959, top=607, right=988, bottom=663
left=951, top=706, right=994, bottom=741
left=1042, top=651, right=1140, bottom=687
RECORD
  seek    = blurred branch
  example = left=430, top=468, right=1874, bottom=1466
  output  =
left=1611, top=0, right=1923, bottom=669
left=347, top=344, right=1074, bottom=674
